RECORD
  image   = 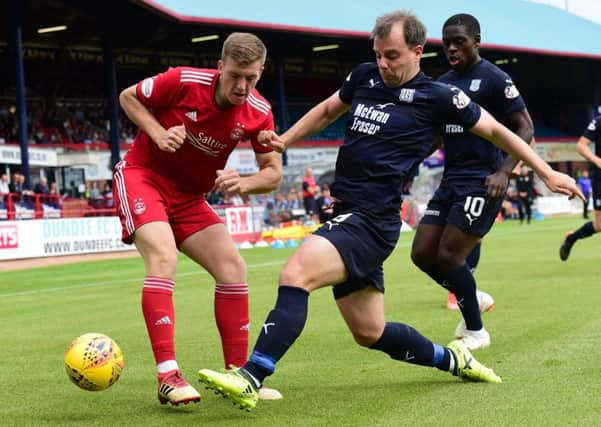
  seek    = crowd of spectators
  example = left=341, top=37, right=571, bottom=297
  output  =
left=0, top=99, right=137, bottom=145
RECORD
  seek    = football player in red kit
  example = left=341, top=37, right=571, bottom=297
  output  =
left=114, top=32, right=282, bottom=406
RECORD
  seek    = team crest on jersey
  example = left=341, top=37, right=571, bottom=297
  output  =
left=141, top=77, right=155, bottom=98
left=588, top=120, right=596, bottom=131
left=504, top=80, right=520, bottom=99
left=469, top=79, right=481, bottom=92
left=452, top=89, right=471, bottom=109
left=133, top=198, right=146, bottom=215
left=399, top=88, right=415, bottom=103
left=230, top=122, right=246, bottom=141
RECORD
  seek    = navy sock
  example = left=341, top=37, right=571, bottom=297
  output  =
left=567, top=221, right=596, bottom=244
left=244, top=286, right=309, bottom=384
left=445, top=264, right=482, bottom=331
left=466, top=242, right=481, bottom=272
left=369, top=322, right=452, bottom=371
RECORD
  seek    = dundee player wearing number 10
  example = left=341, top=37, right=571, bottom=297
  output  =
left=411, top=13, right=535, bottom=350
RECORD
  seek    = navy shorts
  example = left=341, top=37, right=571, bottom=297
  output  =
left=313, top=203, right=401, bottom=300
left=592, top=175, right=601, bottom=211
left=420, top=180, right=503, bottom=237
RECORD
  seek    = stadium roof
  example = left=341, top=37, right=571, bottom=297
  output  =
left=138, top=0, right=601, bottom=59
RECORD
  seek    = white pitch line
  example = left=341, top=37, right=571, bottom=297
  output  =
left=1, top=260, right=286, bottom=298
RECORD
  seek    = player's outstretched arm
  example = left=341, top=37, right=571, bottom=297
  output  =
left=470, top=108, right=584, bottom=200
left=576, top=136, right=601, bottom=168
left=283, top=92, right=350, bottom=149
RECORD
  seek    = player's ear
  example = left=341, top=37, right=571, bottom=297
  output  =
left=474, top=33, right=481, bottom=46
left=217, top=59, right=224, bottom=71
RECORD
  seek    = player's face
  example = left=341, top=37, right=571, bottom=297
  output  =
left=373, top=22, right=422, bottom=88
left=217, top=57, right=264, bottom=107
left=442, top=25, right=480, bottom=71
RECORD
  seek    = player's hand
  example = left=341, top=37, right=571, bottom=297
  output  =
left=215, top=168, right=244, bottom=195
left=485, top=171, right=510, bottom=198
left=543, top=171, right=585, bottom=201
left=258, top=130, right=286, bottom=153
left=156, top=124, right=186, bottom=152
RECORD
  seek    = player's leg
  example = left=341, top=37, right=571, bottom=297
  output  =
left=411, top=223, right=445, bottom=283
left=180, top=221, right=282, bottom=401
left=466, top=241, right=481, bottom=272
left=113, top=164, right=200, bottom=405
left=135, top=223, right=201, bottom=405
left=180, top=222, right=249, bottom=369
left=560, top=182, right=601, bottom=261
left=335, top=286, right=500, bottom=383
left=198, top=233, right=347, bottom=409
left=412, top=222, right=459, bottom=309
left=437, top=225, right=485, bottom=330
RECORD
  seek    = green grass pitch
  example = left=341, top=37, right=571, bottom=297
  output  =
left=2, top=216, right=600, bottom=426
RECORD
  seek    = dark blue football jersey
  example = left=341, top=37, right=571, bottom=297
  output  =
left=334, top=63, right=481, bottom=212
left=583, top=115, right=601, bottom=179
left=438, top=59, right=526, bottom=180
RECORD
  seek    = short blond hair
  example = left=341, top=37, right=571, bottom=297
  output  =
left=221, top=32, right=267, bottom=65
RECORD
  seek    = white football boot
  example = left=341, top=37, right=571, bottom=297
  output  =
left=455, top=290, right=495, bottom=350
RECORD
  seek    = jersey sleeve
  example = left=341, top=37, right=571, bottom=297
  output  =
left=582, top=116, right=601, bottom=141
left=339, top=63, right=370, bottom=104
left=492, top=72, right=526, bottom=116
left=249, top=110, right=276, bottom=154
left=437, top=83, right=481, bottom=129
left=135, top=67, right=182, bottom=108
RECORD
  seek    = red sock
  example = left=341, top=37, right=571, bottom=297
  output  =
left=142, top=276, right=176, bottom=365
left=214, top=283, right=249, bottom=368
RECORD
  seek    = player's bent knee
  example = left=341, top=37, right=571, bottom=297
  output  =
left=279, top=263, right=312, bottom=290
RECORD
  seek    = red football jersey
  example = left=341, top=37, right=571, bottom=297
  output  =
left=123, top=67, right=274, bottom=194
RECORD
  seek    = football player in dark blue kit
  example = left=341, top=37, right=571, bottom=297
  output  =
left=411, top=14, right=535, bottom=350
left=559, top=114, right=601, bottom=260
left=198, top=10, right=582, bottom=411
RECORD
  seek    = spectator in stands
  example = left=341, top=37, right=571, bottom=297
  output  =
left=302, top=167, right=320, bottom=223
left=9, top=172, right=23, bottom=194
left=316, top=183, right=333, bottom=223
left=577, top=169, right=591, bottom=219
left=115, top=32, right=282, bottom=405
left=48, top=182, right=61, bottom=208
left=102, top=182, right=114, bottom=209
left=273, top=191, right=291, bottom=222
left=262, top=197, right=278, bottom=226
left=0, top=172, right=9, bottom=201
left=34, top=176, right=50, bottom=195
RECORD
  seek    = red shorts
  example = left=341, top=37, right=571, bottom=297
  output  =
left=113, top=161, right=223, bottom=246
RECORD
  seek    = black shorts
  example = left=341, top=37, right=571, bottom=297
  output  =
left=592, top=175, right=601, bottom=211
left=304, top=197, right=318, bottom=215
left=312, top=203, right=401, bottom=300
left=420, top=180, right=503, bottom=237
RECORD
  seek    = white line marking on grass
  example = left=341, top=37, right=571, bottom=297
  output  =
left=1, top=260, right=286, bottom=298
